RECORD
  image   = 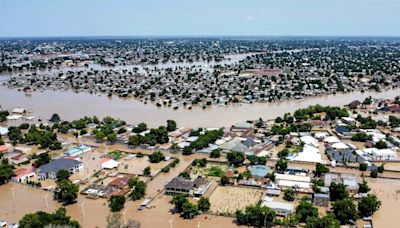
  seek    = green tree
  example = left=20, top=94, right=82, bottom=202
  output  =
left=375, top=140, right=388, bottom=149
left=295, top=198, right=318, bottom=223
left=359, top=163, right=368, bottom=171
left=95, top=131, right=106, bottom=141
left=247, top=155, right=267, bottom=165
left=351, top=132, right=372, bottom=142
left=283, top=188, right=296, bottom=201
left=358, top=194, right=381, bottom=217
left=166, top=120, right=177, bottom=132
left=107, top=132, right=117, bottom=143
left=128, top=135, right=144, bottom=146
left=278, top=148, right=289, bottom=158
left=305, top=213, right=340, bottom=228
left=148, top=151, right=165, bottom=163
left=198, top=197, right=210, bottom=212
left=109, top=195, right=126, bottom=212
left=314, top=163, right=329, bottom=177
left=370, top=170, right=378, bottom=178
left=329, top=183, right=349, bottom=201
left=34, top=152, right=51, bottom=168
left=358, top=179, right=371, bottom=193
left=220, top=175, right=229, bottom=186
left=56, top=169, right=71, bottom=183
left=377, top=164, right=385, bottom=173
left=132, top=122, right=147, bottom=133
left=19, top=208, right=80, bottom=228
left=128, top=177, right=146, bottom=201
left=143, top=166, right=151, bottom=176
left=209, top=149, right=221, bottom=158
left=192, top=158, right=207, bottom=167
left=332, top=198, right=357, bottom=224
left=275, top=158, right=288, bottom=173
left=50, top=113, right=61, bottom=122
left=171, top=194, right=189, bottom=213
left=235, top=204, right=276, bottom=227
left=227, top=152, right=245, bottom=167
left=54, top=179, right=79, bottom=205
left=181, top=202, right=199, bottom=219
left=0, top=159, right=14, bottom=185
left=178, top=172, right=190, bottom=180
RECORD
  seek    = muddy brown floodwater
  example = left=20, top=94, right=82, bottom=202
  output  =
left=0, top=152, right=237, bottom=228
left=1, top=86, right=399, bottom=128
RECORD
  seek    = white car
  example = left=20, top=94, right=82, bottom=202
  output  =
left=0, top=220, right=7, bottom=227
left=9, top=224, right=19, bottom=228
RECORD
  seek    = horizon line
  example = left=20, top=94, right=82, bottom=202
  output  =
left=1, top=35, right=400, bottom=40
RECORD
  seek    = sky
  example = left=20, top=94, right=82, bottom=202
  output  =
left=1, top=0, right=399, bottom=37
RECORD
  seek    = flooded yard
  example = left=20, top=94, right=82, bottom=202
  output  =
left=369, top=178, right=400, bottom=227
left=117, top=156, right=171, bottom=177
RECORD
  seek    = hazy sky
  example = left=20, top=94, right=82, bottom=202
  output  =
left=1, top=0, right=399, bottom=37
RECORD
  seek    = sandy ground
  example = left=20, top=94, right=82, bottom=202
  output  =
left=209, top=186, right=264, bottom=215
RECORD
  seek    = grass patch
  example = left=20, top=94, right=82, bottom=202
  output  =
left=108, top=150, right=125, bottom=160
left=207, top=166, right=225, bottom=177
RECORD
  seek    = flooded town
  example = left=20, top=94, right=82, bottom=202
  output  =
left=1, top=93, right=400, bottom=227
left=2, top=0, right=400, bottom=227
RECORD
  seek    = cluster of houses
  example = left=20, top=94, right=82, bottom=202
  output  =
left=10, top=144, right=93, bottom=183
left=81, top=174, right=132, bottom=199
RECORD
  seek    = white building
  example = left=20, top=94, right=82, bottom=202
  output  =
left=38, top=158, right=83, bottom=179
left=100, top=157, right=119, bottom=169
left=291, top=144, right=323, bottom=163
left=12, top=168, right=35, bottom=183
left=356, top=148, right=397, bottom=161
left=300, top=136, right=319, bottom=148
left=261, top=201, right=294, bottom=217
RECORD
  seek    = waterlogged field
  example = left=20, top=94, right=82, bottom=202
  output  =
left=209, top=186, right=265, bottom=215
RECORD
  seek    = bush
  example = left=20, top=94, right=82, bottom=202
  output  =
left=283, top=189, right=295, bottom=201
left=227, top=152, right=245, bottom=167
left=198, top=197, right=210, bottom=212
left=109, top=195, right=126, bottom=212
left=236, top=204, right=276, bottom=227
left=128, top=177, right=146, bottom=201
left=143, top=166, right=151, bottom=175
left=179, top=172, right=191, bottom=180
left=192, top=158, right=207, bottom=167
left=351, top=132, right=372, bottom=142
left=377, top=164, right=384, bottom=173
left=370, top=170, right=378, bottom=178
left=207, top=166, right=225, bottom=177
left=209, top=149, right=221, bottom=158
left=358, top=194, right=381, bottom=217
left=149, top=151, right=165, bottom=163
left=359, top=163, right=368, bottom=171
